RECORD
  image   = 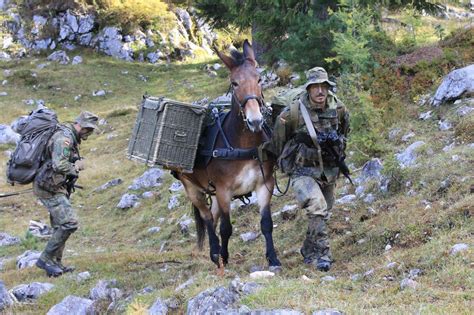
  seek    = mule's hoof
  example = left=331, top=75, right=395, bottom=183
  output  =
left=269, top=265, right=283, bottom=274
left=211, top=254, right=220, bottom=265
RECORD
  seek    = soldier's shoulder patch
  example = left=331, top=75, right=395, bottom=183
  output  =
left=63, top=147, right=70, bottom=156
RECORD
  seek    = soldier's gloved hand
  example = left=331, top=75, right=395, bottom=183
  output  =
left=74, top=159, right=85, bottom=172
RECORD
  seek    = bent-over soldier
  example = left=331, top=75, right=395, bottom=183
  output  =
left=34, top=111, right=99, bottom=277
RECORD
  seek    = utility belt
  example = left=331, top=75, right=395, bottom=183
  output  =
left=35, top=161, right=68, bottom=192
left=294, top=144, right=337, bottom=167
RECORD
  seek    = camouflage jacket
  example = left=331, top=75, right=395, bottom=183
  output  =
left=34, top=123, right=80, bottom=198
left=262, top=91, right=350, bottom=180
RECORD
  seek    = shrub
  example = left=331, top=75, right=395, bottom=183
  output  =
left=94, top=0, right=177, bottom=34
left=338, top=73, right=386, bottom=165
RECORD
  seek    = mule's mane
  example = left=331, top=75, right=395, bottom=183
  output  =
left=230, top=49, right=246, bottom=66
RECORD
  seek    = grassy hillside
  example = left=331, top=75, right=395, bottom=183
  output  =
left=0, top=46, right=473, bottom=314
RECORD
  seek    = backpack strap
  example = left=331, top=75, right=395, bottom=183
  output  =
left=290, top=100, right=299, bottom=133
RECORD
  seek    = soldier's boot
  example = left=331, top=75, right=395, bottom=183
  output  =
left=36, top=257, right=63, bottom=277
left=56, top=244, right=75, bottom=273
left=54, top=229, right=75, bottom=273
left=300, top=216, right=332, bottom=271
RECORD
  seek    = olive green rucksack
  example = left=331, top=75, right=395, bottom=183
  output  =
left=270, top=86, right=305, bottom=129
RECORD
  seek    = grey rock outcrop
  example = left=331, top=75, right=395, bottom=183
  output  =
left=47, top=295, right=94, bottom=315
left=128, top=168, right=163, bottom=190
left=116, top=193, right=139, bottom=209
left=178, top=216, right=193, bottom=234
left=149, top=297, right=168, bottom=315
left=12, top=282, right=54, bottom=301
left=312, top=310, right=343, bottom=315
left=94, top=178, right=123, bottom=192
left=400, top=278, right=418, bottom=290
left=72, top=55, right=83, bottom=65
left=96, top=27, right=133, bottom=61
left=16, top=250, right=41, bottom=269
left=28, top=220, right=52, bottom=238
left=450, top=243, right=469, bottom=255
left=168, top=195, right=180, bottom=210
left=0, top=125, right=20, bottom=144
left=186, top=286, right=239, bottom=314
left=431, top=64, right=474, bottom=106
left=89, top=279, right=122, bottom=302
left=47, top=50, right=70, bottom=64
left=240, top=232, right=259, bottom=242
left=0, top=232, right=20, bottom=246
left=0, top=281, right=13, bottom=311
left=396, top=141, right=425, bottom=168
left=335, top=194, right=356, bottom=205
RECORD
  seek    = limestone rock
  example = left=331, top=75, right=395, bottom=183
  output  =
left=312, top=310, right=343, bottom=315
left=12, top=282, right=54, bottom=301
left=335, top=194, right=356, bottom=205
left=148, top=227, right=161, bottom=234
left=116, top=193, right=139, bottom=209
left=400, top=278, right=418, bottom=290
left=0, top=281, right=13, bottom=311
left=0, top=232, right=20, bottom=246
left=89, top=279, right=122, bottom=301
left=96, top=27, right=133, bottom=61
left=249, top=271, right=275, bottom=279
left=456, top=105, right=474, bottom=117
left=169, top=181, right=184, bottom=192
left=94, top=178, right=123, bottom=192
left=395, top=141, right=425, bottom=168
left=149, top=297, right=168, bottom=315
left=431, top=65, right=474, bottom=106
left=186, top=286, right=238, bottom=315
left=47, top=50, right=70, bottom=64
left=75, top=271, right=91, bottom=283
left=77, top=15, right=95, bottom=34
left=450, top=243, right=469, bottom=255
left=240, top=232, right=259, bottom=242
left=47, top=295, right=94, bottom=315
left=168, top=195, right=180, bottom=210
left=72, top=55, right=83, bottom=65
left=0, top=125, right=20, bottom=144
left=28, top=220, right=52, bottom=238
left=128, top=168, right=163, bottom=190
left=438, top=119, right=453, bottom=131
left=178, top=216, right=193, bottom=234
left=16, top=250, right=41, bottom=269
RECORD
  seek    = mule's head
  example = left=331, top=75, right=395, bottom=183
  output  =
left=216, top=40, right=264, bottom=133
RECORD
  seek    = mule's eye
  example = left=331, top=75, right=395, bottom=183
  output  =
left=231, top=81, right=239, bottom=87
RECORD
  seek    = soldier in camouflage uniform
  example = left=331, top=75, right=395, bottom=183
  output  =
left=34, top=111, right=99, bottom=277
left=262, top=67, right=350, bottom=271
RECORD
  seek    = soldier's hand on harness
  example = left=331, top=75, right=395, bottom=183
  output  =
left=74, top=159, right=85, bottom=172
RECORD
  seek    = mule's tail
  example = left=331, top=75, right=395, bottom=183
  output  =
left=193, top=204, right=206, bottom=249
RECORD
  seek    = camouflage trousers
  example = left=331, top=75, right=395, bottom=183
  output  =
left=38, top=194, right=78, bottom=264
left=291, top=174, right=335, bottom=264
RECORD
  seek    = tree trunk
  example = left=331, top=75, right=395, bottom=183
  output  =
left=251, top=22, right=271, bottom=66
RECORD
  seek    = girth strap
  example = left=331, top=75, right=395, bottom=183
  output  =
left=200, top=148, right=258, bottom=160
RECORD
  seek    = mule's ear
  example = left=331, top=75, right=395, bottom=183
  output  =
left=243, top=39, right=256, bottom=66
left=214, top=46, right=235, bottom=69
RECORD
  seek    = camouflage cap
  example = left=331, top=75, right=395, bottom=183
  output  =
left=74, top=111, right=99, bottom=130
left=304, top=67, right=336, bottom=90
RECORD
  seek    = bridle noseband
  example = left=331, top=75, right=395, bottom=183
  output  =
left=229, top=85, right=265, bottom=125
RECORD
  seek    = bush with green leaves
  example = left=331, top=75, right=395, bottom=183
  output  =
left=338, top=73, right=385, bottom=165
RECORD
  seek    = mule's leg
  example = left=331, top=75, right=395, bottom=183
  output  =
left=256, top=181, right=282, bottom=269
left=181, top=179, right=221, bottom=266
left=215, top=192, right=232, bottom=265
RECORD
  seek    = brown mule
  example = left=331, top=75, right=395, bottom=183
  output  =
left=176, top=40, right=281, bottom=271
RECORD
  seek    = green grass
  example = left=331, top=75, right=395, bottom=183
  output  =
left=0, top=47, right=473, bottom=314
